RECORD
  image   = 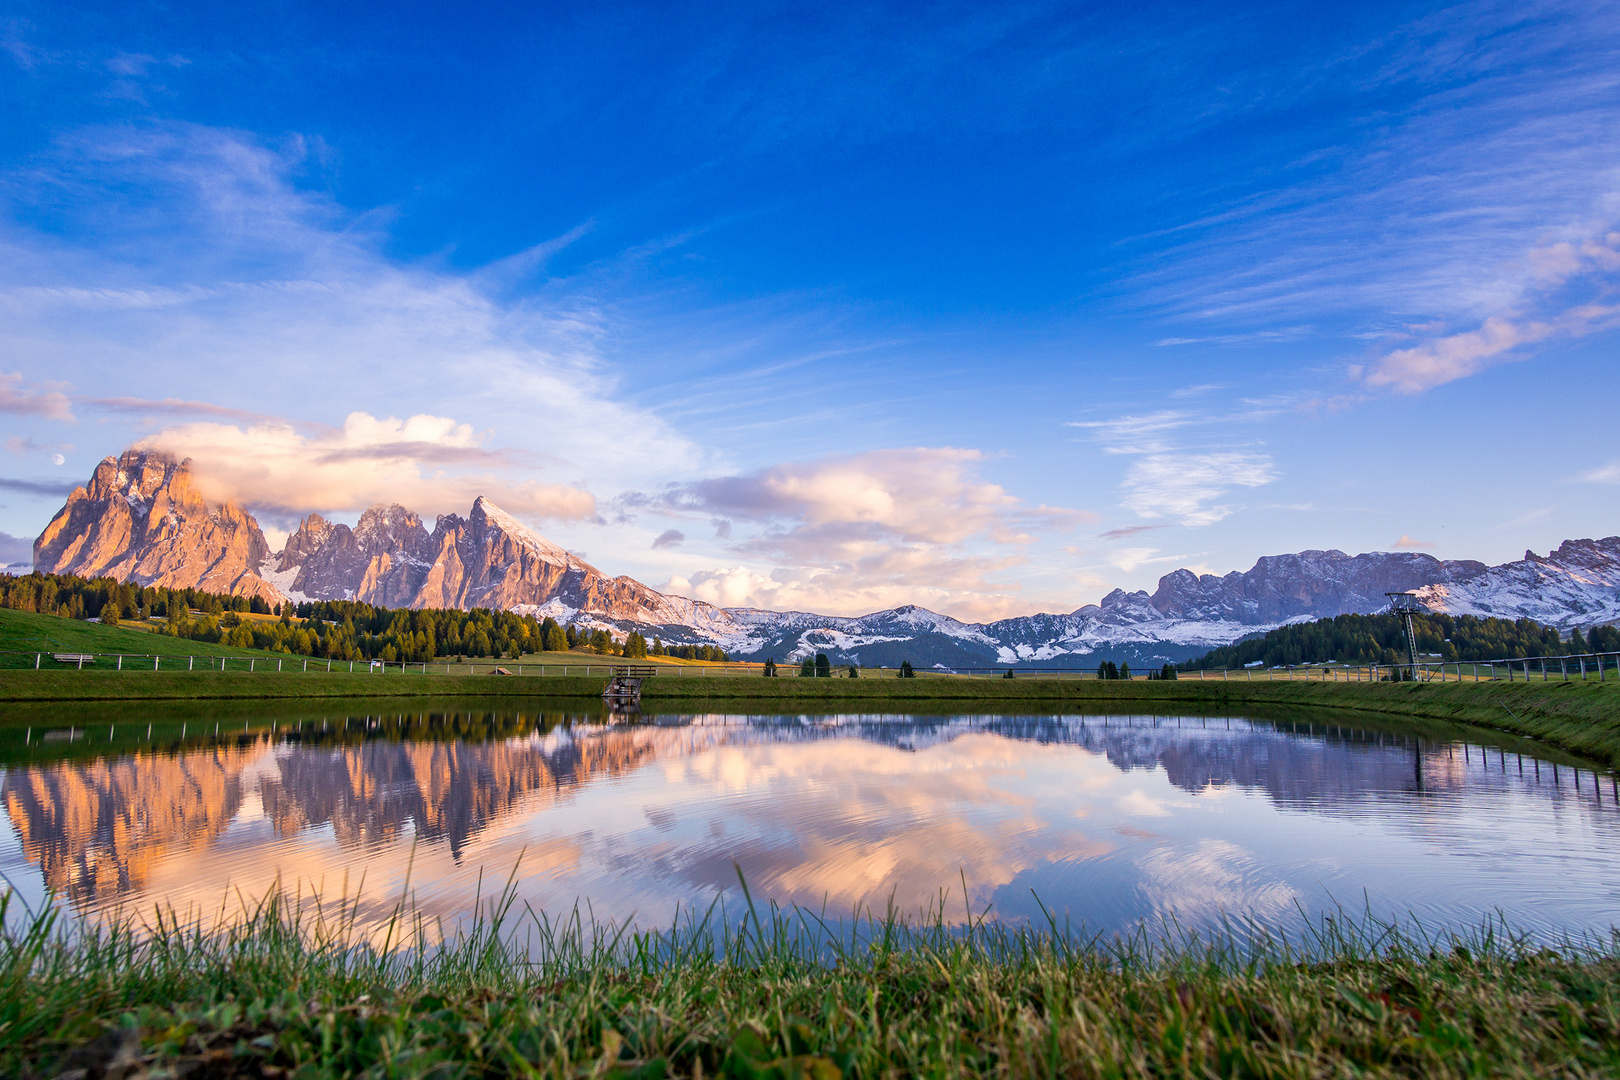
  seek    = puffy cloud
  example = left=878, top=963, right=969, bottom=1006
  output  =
left=666, top=544, right=1039, bottom=622
left=138, top=411, right=596, bottom=521
left=648, top=448, right=1091, bottom=619
left=651, top=528, right=685, bottom=549
left=1392, top=535, right=1434, bottom=549
left=0, top=372, right=73, bottom=421
left=652, top=448, right=1088, bottom=548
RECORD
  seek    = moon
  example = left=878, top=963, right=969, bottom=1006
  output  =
left=51, top=453, right=64, bottom=465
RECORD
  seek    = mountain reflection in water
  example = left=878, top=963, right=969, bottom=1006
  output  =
left=2, top=712, right=1617, bottom=941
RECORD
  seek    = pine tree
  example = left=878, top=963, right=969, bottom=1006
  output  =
left=800, top=656, right=816, bottom=677
left=1003, top=669, right=1014, bottom=679
left=848, top=664, right=858, bottom=678
left=1119, top=661, right=1131, bottom=680
left=899, top=660, right=915, bottom=678
left=815, top=652, right=831, bottom=678
left=763, top=658, right=777, bottom=677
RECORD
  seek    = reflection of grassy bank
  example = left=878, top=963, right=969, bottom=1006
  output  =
left=0, top=670, right=609, bottom=701
left=5, top=672, right=1620, bottom=766
left=642, top=677, right=1620, bottom=767
left=6, top=894, right=1617, bottom=1079
left=0, top=697, right=614, bottom=767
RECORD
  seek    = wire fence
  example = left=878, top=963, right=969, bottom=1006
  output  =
left=6, top=648, right=1620, bottom=682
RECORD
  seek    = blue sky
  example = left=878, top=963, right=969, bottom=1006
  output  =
left=0, top=0, right=1617, bottom=620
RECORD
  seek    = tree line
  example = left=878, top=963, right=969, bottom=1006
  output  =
left=1185, top=611, right=1620, bottom=671
left=0, top=572, right=730, bottom=663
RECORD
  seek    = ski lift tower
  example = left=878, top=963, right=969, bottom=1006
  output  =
left=1385, top=592, right=1425, bottom=681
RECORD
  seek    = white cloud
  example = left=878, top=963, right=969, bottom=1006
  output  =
left=645, top=448, right=1093, bottom=620
left=1075, top=412, right=1278, bottom=528
left=138, top=412, right=596, bottom=521
left=1120, top=452, right=1276, bottom=526
left=1580, top=462, right=1620, bottom=484
left=0, top=372, right=73, bottom=421
left=0, top=123, right=702, bottom=535
left=1363, top=302, right=1619, bottom=394
left=1392, top=534, right=1434, bottom=550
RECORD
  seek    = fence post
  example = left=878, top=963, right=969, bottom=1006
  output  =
left=35, top=653, right=40, bottom=669
left=117, top=655, right=122, bottom=670
left=250, top=659, right=255, bottom=672
left=153, top=655, right=159, bottom=670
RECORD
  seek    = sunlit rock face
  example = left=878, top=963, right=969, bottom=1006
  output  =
left=274, top=505, right=435, bottom=604
left=32, top=450, right=280, bottom=601
left=277, top=495, right=736, bottom=627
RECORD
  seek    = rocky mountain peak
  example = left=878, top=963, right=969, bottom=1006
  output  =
left=33, top=448, right=279, bottom=601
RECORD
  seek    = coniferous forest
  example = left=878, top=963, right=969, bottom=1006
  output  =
left=1185, top=611, right=1620, bottom=670
left=0, top=572, right=730, bottom=663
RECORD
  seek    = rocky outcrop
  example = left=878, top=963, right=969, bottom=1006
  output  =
left=1412, top=537, right=1620, bottom=627
left=276, top=495, right=735, bottom=628
left=270, top=505, right=434, bottom=604
left=1142, top=550, right=1491, bottom=624
left=31, top=450, right=281, bottom=601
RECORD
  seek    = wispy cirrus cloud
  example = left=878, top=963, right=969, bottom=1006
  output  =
left=84, top=395, right=280, bottom=424
left=0, top=476, right=79, bottom=497
left=1071, top=412, right=1277, bottom=527
left=1097, top=524, right=1167, bottom=541
left=0, top=372, right=73, bottom=421
left=1127, top=4, right=1620, bottom=399
left=1358, top=227, right=1620, bottom=393
left=0, top=122, right=701, bottom=532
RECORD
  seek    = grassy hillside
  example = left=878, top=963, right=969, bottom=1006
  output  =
left=0, top=607, right=299, bottom=667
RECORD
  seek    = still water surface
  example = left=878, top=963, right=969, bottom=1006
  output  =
left=2, top=705, right=1617, bottom=942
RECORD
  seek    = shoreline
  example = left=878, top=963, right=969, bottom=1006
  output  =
left=2, top=670, right=1617, bottom=767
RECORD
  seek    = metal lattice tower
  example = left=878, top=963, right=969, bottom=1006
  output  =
left=1385, top=592, right=1425, bottom=681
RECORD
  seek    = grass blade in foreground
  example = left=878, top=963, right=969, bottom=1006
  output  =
left=2, top=889, right=1617, bottom=1078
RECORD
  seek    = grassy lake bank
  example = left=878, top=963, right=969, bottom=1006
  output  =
left=4, top=669, right=1619, bottom=768
left=4, top=896, right=1616, bottom=1079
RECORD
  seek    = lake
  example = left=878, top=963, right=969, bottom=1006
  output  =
left=2, top=703, right=1617, bottom=944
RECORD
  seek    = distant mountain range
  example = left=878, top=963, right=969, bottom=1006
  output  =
left=26, top=449, right=1620, bottom=667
